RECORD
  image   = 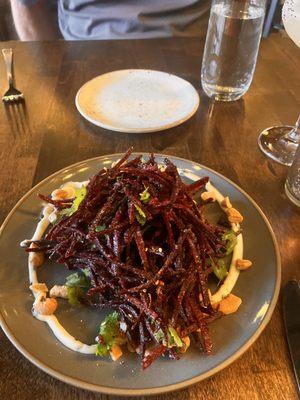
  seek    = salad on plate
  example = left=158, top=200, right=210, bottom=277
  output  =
left=21, top=148, right=252, bottom=369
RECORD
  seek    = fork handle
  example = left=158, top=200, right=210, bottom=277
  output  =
left=2, top=49, right=14, bottom=88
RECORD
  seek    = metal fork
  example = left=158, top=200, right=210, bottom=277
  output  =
left=2, top=48, right=24, bottom=102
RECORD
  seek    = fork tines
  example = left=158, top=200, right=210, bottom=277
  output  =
left=2, top=88, right=24, bottom=102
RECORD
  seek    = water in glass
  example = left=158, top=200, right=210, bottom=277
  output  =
left=201, top=0, right=265, bottom=101
left=285, top=143, right=300, bottom=207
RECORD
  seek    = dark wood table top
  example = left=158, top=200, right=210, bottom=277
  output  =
left=0, top=34, right=300, bottom=400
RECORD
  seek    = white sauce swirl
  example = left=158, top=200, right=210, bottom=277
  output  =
left=26, top=182, right=96, bottom=354
left=205, top=182, right=243, bottom=304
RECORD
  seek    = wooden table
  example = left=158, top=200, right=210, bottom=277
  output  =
left=0, top=34, right=299, bottom=400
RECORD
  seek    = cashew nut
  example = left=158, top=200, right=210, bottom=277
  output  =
left=28, top=244, right=44, bottom=268
left=49, top=285, right=68, bottom=299
left=221, top=196, right=232, bottom=209
left=201, top=191, right=216, bottom=202
left=33, top=297, right=58, bottom=316
left=236, top=259, right=252, bottom=270
left=29, top=283, right=48, bottom=293
left=226, top=207, right=243, bottom=223
left=51, top=186, right=76, bottom=201
left=219, top=294, right=242, bottom=315
left=178, top=336, right=191, bottom=353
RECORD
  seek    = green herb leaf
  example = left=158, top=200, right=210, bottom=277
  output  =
left=60, top=186, right=87, bottom=218
left=95, top=312, right=121, bottom=357
left=65, top=271, right=90, bottom=287
left=134, top=204, right=147, bottom=226
left=153, top=328, right=165, bottom=344
left=99, top=312, right=120, bottom=344
left=82, top=268, right=90, bottom=277
left=96, top=343, right=109, bottom=357
left=154, top=327, right=183, bottom=348
left=95, top=225, right=106, bottom=232
left=222, top=230, right=237, bottom=255
left=67, top=286, right=84, bottom=305
left=139, top=187, right=151, bottom=203
left=212, top=258, right=228, bottom=281
left=168, top=327, right=183, bottom=348
left=65, top=270, right=90, bottom=305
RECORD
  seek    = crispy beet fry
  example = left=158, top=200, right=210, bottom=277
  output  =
left=142, top=344, right=167, bottom=370
left=38, top=193, right=73, bottom=209
left=33, top=148, right=228, bottom=368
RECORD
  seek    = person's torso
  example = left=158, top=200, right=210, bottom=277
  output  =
left=58, top=0, right=210, bottom=40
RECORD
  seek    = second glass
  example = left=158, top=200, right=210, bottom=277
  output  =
left=201, top=0, right=266, bottom=102
left=257, top=0, right=300, bottom=166
left=285, top=142, right=300, bottom=207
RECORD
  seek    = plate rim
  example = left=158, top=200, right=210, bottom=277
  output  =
left=75, top=69, right=200, bottom=133
left=0, top=152, right=281, bottom=396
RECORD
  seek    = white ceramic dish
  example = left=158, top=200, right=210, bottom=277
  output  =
left=75, top=69, right=200, bottom=133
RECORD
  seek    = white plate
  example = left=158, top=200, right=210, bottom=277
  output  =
left=75, top=69, right=200, bottom=133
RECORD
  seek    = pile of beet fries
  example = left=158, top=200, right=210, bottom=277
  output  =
left=34, top=148, right=228, bottom=368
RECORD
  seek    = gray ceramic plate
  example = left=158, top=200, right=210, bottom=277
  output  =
left=0, top=153, right=281, bottom=396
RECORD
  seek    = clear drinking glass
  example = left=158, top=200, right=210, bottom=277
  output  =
left=258, top=0, right=300, bottom=166
left=201, top=0, right=266, bottom=102
left=285, top=142, right=300, bottom=206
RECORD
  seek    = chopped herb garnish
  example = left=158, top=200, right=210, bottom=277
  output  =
left=134, top=204, right=146, bottom=226
left=95, top=343, right=109, bottom=357
left=65, top=270, right=90, bottom=305
left=95, top=312, right=120, bottom=357
left=95, top=225, right=106, bottom=232
left=153, top=328, right=165, bottom=344
left=139, top=187, right=151, bottom=203
left=168, top=327, right=183, bottom=348
left=222, top=230, right=237, bottom=255
left=211, top=258, right=228, bottom=281
left=153, top=327, right=183, bottom=348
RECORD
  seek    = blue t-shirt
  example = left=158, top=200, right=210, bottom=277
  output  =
left=57, top=0, right=209, bottom=40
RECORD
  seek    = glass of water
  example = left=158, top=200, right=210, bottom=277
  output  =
left=201, top=0, right=266, bottom=102
left=285, top=142, right=300, bottom=207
